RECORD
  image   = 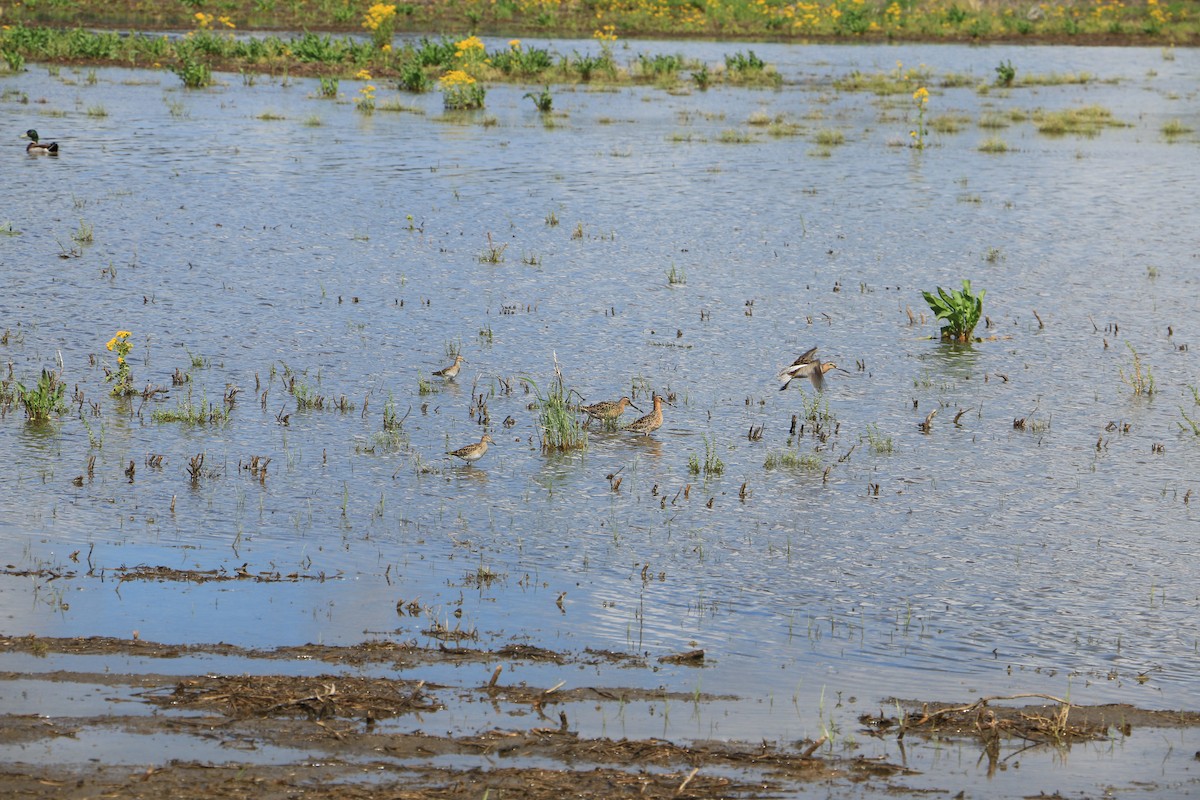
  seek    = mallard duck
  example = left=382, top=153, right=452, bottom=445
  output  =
left=21, top=129, right=59, bottom=155
left=448, top=433, right=493, bottom=466
left=778, top=347, right=844, bottom=392
left=624, top=394, right=664, bottom=437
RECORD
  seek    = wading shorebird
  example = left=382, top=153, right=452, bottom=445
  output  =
left=580, top=396, right=639, bottom=427
left=778, top=347, right=844, bottom=392
left=21, top=129, right=59, bottom=155
left=624, top=394, right=664, bottom=437
left=447, top=433, right=493, bottom=466
left=433, top=354, right=466, bottom=379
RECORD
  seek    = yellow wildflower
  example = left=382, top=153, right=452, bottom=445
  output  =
left=913, top=86, right=929, bottom=104
left=509, top=39, right=522, bottom=49
left=356, top=69, right=373, bottom=81
left=439, top=69, right=476, bottom=88
left=362, top=3, right=397, bottom=32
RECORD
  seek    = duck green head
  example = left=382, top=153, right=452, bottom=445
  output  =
left=22, top=129, right=41, bottom=142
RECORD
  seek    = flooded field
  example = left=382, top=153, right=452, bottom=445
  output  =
left=2, top=38, right=1199, bottom=797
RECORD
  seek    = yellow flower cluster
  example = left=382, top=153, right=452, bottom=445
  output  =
left=592, top=24, right=618, bottom=42
left=455, top=35, right=486, bottom=56
left=912, top=86, right=929, bottom=104
left=193, top=12, right=235, bottom=30
left=362, top=3, right=397, bottom=32
left=356, top=69, right=373, bottom=80
left=105, top=330, right=131, bottom=352
left=439, top=69, right=476, bottom=89
left=106, top=330, right=132, bottom=365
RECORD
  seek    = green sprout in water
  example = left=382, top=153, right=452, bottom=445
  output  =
left=524, top=86, right=552, bottom=112
left=922, top=279, right=985, bottom=342
left=1119, top=343, right=1155, bottom=397
left=17, top=368, right=66, bottom=423
left=688, top=436, right=725, bottom=477
left=994, top=59, right=1016, bottom=87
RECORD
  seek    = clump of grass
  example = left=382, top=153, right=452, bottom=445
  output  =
left=151, top=387, right=229, bottom=424
left=417, top=371, right=438, bottom=395
left=479, top=232, right=507, bottom=263
left=292, top=380, right=326, bottom=410
left=86, top=104, right=107, bottom=117
left=377, top=97, right=423, bottom=114
left=666, top=263, right=686, bottom=285
left=257, top=110, right=286, bottom=120
left=814, top=128, right=845, bottom=146
left=318, top=75, right=338, bottom=97
left=1018, top=71, right=1093, bottom=87
left=718, top=129, right=755, bottom=143
left=688, top=436, right=725, bottom=477
left=796, top=389, right=836, bottom=424
left=523, top=362, right=587, bottom=453
left=72, top=219, right=94, bottom=245
left=864, top=423, right=894, bottom=454
left=928, top=113, right=970, bottom=133
left=1119, top=343, right=1155, bottom=396
left=978, top=136, right=1009, bottom=153
left=1033, top=105, right=1125, bottom=136
left=17, top=369, right=66, bottom=423
left=764, top=449, right=822, bottom=471
left=978, top=111, right=1011, bottom=129
left=1161, top=119, right=1192, bottom=139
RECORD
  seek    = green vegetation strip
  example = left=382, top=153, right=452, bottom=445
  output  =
left=2, top=0, right=1196, bottom=44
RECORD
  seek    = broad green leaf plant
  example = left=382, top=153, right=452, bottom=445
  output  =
left=922, top=280, right=985, bottom=342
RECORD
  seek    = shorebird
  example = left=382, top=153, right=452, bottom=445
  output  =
left=778, top=347, right=842, bottom=392
left=21, top=129, right=59, bottom=155
left=447, top=433, right=493, bottom=466
left=433, top=354, right=466, bottom=379
left=624, top=394, right=663, bottom=437
left=580, top=396, right=639, bottom=427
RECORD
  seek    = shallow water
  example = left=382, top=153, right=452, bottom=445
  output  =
left=2, top=37, right=1199, bottom=794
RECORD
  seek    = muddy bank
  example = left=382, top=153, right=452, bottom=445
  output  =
left=3, top=635, right=1200, bottom=798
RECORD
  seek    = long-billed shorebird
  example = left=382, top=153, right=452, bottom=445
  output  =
left=624, top=394, right=664, bottom=437
left=447, top=433, right=493, bottom=466
left=580, top=396, right=639, bottom=427
left=433, top=354, right=466, bottom=380
left=778, top=347, right=842, bottom=392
